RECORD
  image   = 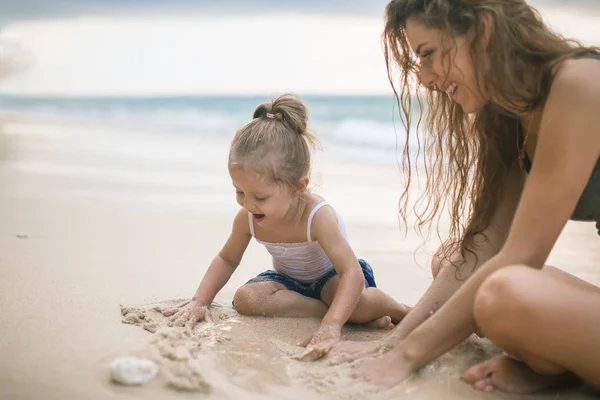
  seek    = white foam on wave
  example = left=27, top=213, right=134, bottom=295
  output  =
left=319, top=118, right=428, bottom=166
left=1, top=96, right=432, bottom=170
left=1, top=104, right=238, bottom=135
left=325, top=118, right=423, bottom=151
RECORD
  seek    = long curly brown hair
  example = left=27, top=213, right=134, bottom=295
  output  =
left=384, top=0, right=600, bottom=266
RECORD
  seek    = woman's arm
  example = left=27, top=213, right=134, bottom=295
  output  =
left=329, top=162, right=524, bottom=364
left=319, top=158, right=518, bottom=337
left=382, top=59, right=600, bottom=375
left=384, top=161, right=525, bottom=347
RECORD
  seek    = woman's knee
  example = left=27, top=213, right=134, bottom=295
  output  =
left=431, top=253, right=443, bottom=279
left=473, top=265, right=535, bottom=334
left=431, top=239, right=465, bottom=279
left=431, top=243, right=449, bottom=279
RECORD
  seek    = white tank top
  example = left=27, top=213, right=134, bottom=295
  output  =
left=248, top=201, right=350, bottom=283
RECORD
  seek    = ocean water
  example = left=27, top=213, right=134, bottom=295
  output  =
left=0, top=94, right=428, bottom=211
left=0, top=94, right=423, bottom=165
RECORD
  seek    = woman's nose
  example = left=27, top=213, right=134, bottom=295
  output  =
left=419, top=66, right=437, bottom=89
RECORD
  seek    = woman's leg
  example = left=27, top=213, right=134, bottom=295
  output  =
left=233, top=281, right=328, bottom=317
left=464, top=265, right=600, bottom=393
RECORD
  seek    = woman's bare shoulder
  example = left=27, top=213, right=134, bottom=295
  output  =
left=551, top=57, right=600, bottom=99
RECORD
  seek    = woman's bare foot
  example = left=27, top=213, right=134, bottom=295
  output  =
left=463, top=355, right=579, bottom=393
left=364, top=316, right=394, bottom=330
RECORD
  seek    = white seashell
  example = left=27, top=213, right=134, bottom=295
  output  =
left=16, top=232, right=28, bottom=239
left=109, top=357, right=158, bottom=386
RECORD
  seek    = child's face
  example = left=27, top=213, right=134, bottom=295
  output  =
left=229, top=166, right=300, bottom=227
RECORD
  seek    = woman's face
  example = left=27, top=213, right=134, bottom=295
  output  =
left=405, top=18, right=488, bottom=114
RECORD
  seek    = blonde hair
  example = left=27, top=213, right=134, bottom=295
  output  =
left=383, top=0, right=600, bottom=264
left=228, top=94, right=319, bottom=189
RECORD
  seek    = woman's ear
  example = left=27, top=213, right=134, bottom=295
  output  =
left=479, top=12, right=494, bottom=49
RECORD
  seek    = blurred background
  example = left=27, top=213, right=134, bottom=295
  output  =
left=0, top=0, right=598, bottom=210
left=1, top=0, right=599, bottom=97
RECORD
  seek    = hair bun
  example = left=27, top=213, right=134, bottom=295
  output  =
left=253, top=94, right=308, bottom=135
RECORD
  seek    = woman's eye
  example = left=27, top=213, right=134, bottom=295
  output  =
left=236, top=191, right=244, bottom=196
left=422, top=50, right=433, bottom=60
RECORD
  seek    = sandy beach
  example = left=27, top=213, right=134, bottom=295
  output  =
left=1, top=112, right=598, bottom=400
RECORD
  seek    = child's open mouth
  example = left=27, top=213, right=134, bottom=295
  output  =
left=252, top=213, right=265, bottom=222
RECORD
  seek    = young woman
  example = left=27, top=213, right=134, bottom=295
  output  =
left=332, top=0, right=600, bottom=393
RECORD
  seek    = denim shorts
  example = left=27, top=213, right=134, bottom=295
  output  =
left=243, top=259, right=376, bottom=300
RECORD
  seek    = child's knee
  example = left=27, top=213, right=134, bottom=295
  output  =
left=233, top=282, right=286, bottom=316
left=233, top=285, right=262, bottom=316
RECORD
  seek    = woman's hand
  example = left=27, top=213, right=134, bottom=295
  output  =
left=350, top=348, right=413, bottom=388
left=296, top=322, right=342, bottom=361
left=326, top=338, right=388, bottom=365
left=162, top=300, right=213, bottom=329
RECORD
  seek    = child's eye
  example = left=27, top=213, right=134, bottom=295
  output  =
left=236, top=191, right=244, bottom=197
left=255, top=196, right=267, bottom=202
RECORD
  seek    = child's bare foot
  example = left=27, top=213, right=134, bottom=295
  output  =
left=463, top=355, right=578, bottom=393
left=364, top=316, right=394, bottom=330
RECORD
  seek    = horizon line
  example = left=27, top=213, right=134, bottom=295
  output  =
left=0, top=92, right=397, bottom=100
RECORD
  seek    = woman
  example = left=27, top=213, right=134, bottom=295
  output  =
left=329, top=0, right=600, bottom=393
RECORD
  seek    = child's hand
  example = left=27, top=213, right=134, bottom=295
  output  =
left=295, top=322, right=342, bottom=361
left=162, top=300, right=213, bottom=329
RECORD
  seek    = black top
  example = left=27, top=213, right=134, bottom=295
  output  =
left=522, top=55, right=600, bottom=235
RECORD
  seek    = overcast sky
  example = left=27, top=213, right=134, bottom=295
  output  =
left=0, top=0, right=598, bottom=96
left=1, top=0, right=599, bottom=20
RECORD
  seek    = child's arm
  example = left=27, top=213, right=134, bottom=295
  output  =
left=190, top=208, right=252, bottom=306
left=163, top=208, right=252, bottom=328
left=302, top=206, right=365, bottom=347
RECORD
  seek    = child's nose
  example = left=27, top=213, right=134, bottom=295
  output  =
left=242, top=198, right=257, bottom=213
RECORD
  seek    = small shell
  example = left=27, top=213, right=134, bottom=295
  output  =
left=109, top=357, right=158, bottom=386
left=16, top=232, right=28, bottom=239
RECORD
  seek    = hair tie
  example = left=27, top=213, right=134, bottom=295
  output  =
left=265, top=113, right=275, bottom=119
